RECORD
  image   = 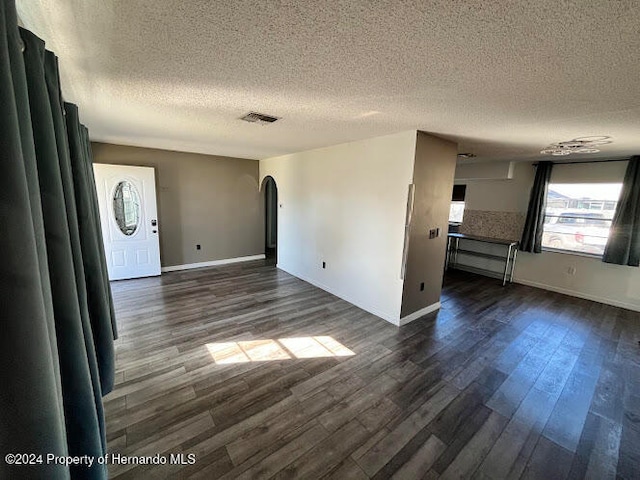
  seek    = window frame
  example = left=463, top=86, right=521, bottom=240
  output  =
left=449, top=184, right=466, bottom=224
left=541, top=182, right=621, bottom=257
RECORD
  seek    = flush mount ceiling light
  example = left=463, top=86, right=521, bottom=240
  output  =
left=540, top=136, right=612, bottom=156
left=457, top=153, right=476, bottom=159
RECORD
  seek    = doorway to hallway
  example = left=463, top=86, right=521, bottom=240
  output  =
left=263, top=176, right=278, bottom=263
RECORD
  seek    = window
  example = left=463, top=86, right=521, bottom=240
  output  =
left=449, top=184, right=466, bottom=223
left=542, top=183, right=622, bottom=256
left=449, top=202, right=465, bottom=223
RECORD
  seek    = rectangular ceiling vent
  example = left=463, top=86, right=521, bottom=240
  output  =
left=240, top=112, right=280, bottom=125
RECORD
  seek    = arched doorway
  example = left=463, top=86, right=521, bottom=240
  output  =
left=262, top=176, right=278, bottom=262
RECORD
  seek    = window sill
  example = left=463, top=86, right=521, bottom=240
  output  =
left=541, top=247, right=602, bottom=259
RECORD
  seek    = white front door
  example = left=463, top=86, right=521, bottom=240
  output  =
left=94, top=164, right=161, bottom=280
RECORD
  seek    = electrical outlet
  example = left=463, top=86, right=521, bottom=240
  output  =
left=196, top=244, right=201, bottom=250
left=429, top=228, right=439, bottom=239
left=567, top=266, right=576, bottom=275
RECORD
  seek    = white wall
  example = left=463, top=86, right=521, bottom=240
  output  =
left=515, top=251, right=640, bottom=311
left=457, top=161, right=534, bottom=212
left=458, top=160, right=640, bottom=312
left=260, top=131, right=417, bottom=323
left=455, top=160, right=514, bottom=181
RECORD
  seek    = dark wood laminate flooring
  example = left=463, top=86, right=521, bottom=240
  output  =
left=105, top=260, right=640, bottom=479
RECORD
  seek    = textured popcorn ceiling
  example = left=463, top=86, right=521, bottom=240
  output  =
left=17, top=1, right=640, bottom=161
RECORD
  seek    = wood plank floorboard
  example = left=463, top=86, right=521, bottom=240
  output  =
left=105, top=261, right=640, bottom=479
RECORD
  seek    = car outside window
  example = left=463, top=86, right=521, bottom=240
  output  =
left=542, top=183, right=622, bottom=256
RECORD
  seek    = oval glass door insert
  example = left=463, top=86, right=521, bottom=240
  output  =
left=113, top=181, right=141, bottom=236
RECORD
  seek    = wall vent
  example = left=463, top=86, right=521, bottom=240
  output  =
left=240, top=112, right=280, bottom=125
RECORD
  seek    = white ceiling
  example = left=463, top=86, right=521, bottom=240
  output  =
left=17, top=0, right=640, bottom=161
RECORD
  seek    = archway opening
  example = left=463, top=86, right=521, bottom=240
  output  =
left=262, top=176, right=278, bottom=263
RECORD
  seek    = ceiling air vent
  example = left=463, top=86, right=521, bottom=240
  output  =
left=240, top=112, right=280, bottom=125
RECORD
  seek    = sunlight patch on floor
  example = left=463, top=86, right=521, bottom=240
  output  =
left=279, top=336, right=355, bottom=358
left=206, top=336, right=355, bottom=364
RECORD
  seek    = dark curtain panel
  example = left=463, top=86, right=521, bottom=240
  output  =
left=603, top=156, right=640, bottom=266
left=0, top=2, right=69, bottom=478
left=44, top=50, right=108, bottom=455
left=520, top=161, right=553, bottom=253
left=19, top=28, right=106, bottom=480
left=82, top=125, right=118, bottom=341
left=1, top=2, right=114, bottom=478
left=66, top=102, right=117, bottom=394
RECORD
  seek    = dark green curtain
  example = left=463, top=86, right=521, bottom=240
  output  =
left=1, top=1, right=115, bottom=478
left=603, top=156, right=640, bottom=266
left=1, top=2, right=68, bottom=479
left=65, top=102, right=117, bottom=394
left=520, top=161, right=553, bottom=253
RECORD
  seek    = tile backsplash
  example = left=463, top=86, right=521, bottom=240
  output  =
left=459, top=210, right=525, bottom=241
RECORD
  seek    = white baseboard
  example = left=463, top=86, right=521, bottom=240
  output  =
left=398, top=302, right=442, bottom=326
left=276, top=264, right=399, bottom=325
left=514, top=278, right=640, bottom=313
left=162, top=254, right=266, bottom=272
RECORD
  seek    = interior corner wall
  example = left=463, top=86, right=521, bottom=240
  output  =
left=458, top=160, right=640, bottom=312
left=259, top=131, right=418, bottom=323
left=400, top=132, right=458, bottom=320
left=91, top=142, right=263, bottom=268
